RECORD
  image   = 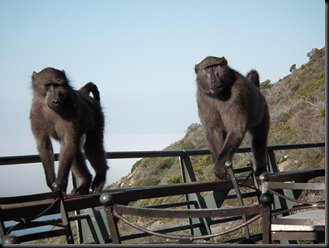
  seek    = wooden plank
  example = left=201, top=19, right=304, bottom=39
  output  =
left=113, top=204, right=261, bottom=219
left=267, top=182, right=325, bottom=190
left=272, top=209, right=325, bottom=231
left=272, top=231, right=325, bottom=241
left=103, top=180, right=238, bottom=205
left=0, top=193, right=101, bottom=221
left=268, top=168, right=324, bottom=182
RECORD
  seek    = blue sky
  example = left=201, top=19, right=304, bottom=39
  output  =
left=0, top=0, right=325, bottom=195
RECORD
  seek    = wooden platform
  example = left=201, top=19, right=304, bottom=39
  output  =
left=272, top=209, right=325, bottom=231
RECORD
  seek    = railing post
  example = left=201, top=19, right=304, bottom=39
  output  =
left=57, top=191, right=74, bottom=244
left=225, top=161, right=250, bottom=239
left=267, top=148, right=294, bottom=212
left=100, top=193, right=121, bottom=244
left=259, top=172, right=272, bottom=244
left=179, top=154, right=197, bottom=183
left=267, top=147, right=279, bottom=173
left=179, top=155, right=212, bottom=238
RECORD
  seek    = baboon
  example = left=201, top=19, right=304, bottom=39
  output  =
left=195, top=56, right=270, bottom=180
left=246, top=69, right=260, bottom=88
left=30, top=67, right=109, bottom=195
left=79, top=82, right=100, bottom=101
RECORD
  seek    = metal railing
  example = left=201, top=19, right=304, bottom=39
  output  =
left=0, top=142, right=325, bottom=244
left=0, top=141, right=325, bottom=167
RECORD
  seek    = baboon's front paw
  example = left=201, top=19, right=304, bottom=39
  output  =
left=92, top=184, right=105, bottom=194
left=91, top=175, right=105, bottom=193
left=214, top=167, right=229, bottom=181
left=51, top=182, right=67, bottom=198
left=255, top=168, right=268, bottom=177
left=71, top=183, right=90, bottom=195
left=51, top=181, right=62, bottom=192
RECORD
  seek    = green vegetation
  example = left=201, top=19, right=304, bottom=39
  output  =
left=260, top=79, right=271, bottom=89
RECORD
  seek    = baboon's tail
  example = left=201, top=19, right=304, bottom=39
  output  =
left=246, top=69, right=260, bottom=88
left=79, top=82, right=100, bottom=102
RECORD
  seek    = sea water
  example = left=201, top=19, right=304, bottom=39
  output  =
left=1, top=213, right=60, bottom=244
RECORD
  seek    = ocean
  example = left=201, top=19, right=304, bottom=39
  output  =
left=1, top=214, right=60, bottom=244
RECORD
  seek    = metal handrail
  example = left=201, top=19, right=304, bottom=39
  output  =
left=0, top=142, right=325, bottom=166
left=1, top=142, right=325, bottom=244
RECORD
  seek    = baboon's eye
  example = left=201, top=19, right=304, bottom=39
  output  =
left=44, top=83, right=59, bottom=91
left=44, top=83, right=52, bottom=90
left=204, top=63, right=221, bottom=72
left=204, top=66, right=213, bottom=73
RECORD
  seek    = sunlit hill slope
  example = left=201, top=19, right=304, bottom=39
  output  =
left=110, top=47, right=325, bottom=190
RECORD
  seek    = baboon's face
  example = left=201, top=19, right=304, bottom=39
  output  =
left=32, top=68, right=72, bottom=111
left=195, top=56, right=229, bottom=95
left=45, top=83, right=71, bottom=110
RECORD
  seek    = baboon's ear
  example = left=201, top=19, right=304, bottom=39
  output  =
left=32, top=71, right=38, bottom=80
left=220, top=57, right=228, bottom=66
left=194, top=64, right=199, bottom=73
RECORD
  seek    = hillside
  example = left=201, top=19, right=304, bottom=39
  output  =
left=109, top=47, right=325, bottom=190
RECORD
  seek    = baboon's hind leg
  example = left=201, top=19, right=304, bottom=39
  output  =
left=70, top=150, right=92, bottom=194
left=84, top=130, right=108, bottom=193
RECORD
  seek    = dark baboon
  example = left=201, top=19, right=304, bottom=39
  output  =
left=246, top=69, right=260, bottom=88
left=30, top=67, right=109, bottom=195
left=195, top=56, right=269, bottom=180
left=79, top=82, right=100, bottom=101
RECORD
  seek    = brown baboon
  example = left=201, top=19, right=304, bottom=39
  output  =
left=195, top=56, right=269, bottom=180
left=30, top=67, right=109, bottom=195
